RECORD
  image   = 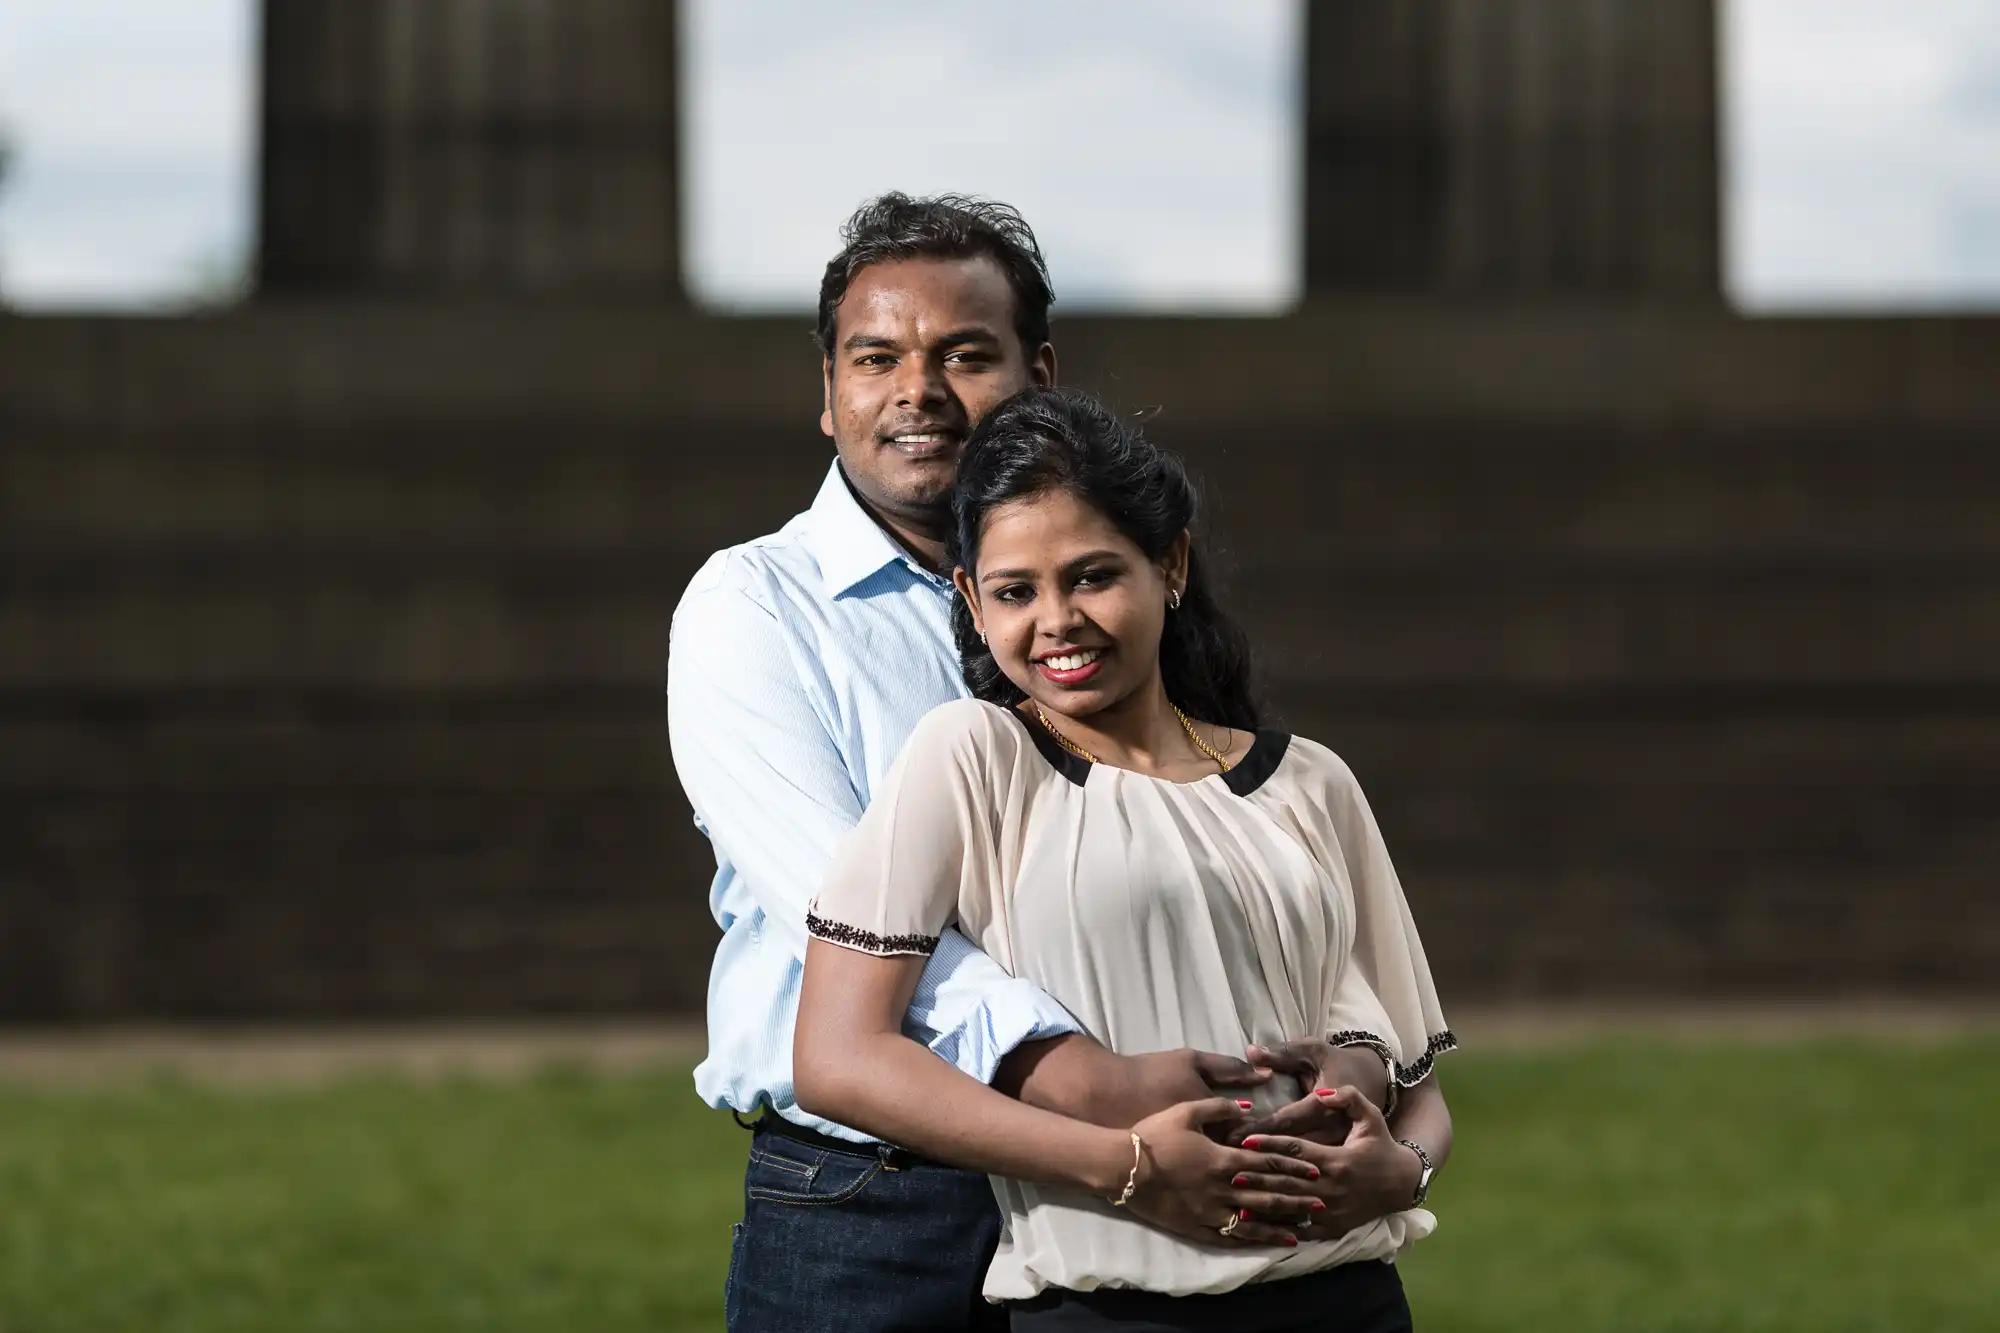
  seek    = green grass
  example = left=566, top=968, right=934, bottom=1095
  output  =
left=0, top=1041, right=1994, bottom=1332
left=1402, top=1039, right=1999, bottom=1332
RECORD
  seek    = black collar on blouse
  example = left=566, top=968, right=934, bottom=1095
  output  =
left=1010, top=707, right=1291, bottom=796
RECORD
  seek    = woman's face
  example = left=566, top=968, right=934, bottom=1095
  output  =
left=953, top=487, right=1188, bottom=721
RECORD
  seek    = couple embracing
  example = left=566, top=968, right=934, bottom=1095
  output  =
left=667, top=193, right=1455, bottom=1333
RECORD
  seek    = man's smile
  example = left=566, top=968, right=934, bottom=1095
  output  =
left=883, top=428, right=963, bottom=459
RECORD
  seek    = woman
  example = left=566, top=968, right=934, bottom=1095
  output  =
left=794, top=388, right=1456, bottom=1330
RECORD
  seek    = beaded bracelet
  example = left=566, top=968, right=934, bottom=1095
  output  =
left=1109, top=1131, right=1144, bottom=1207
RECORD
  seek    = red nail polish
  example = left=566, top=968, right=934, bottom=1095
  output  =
left=1311, top=1199, right=1326, bottom=1211
left=1283, top=1235, right=1298, bottom=1247
left=1239, top=1208, right=1254, bottom=1220
left=1232, top=1174, right=1249, bottom=1187
left=1307, top=1168, right=1320, bottom=1180
left=1315, top=1087, right=1338, bottom=1097
left=1237, top=1099, right=1253, bottom=1109
left=1242, top=1136, right=1262, bottom=1149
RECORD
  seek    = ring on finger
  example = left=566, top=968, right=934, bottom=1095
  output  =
left=1218, top=1213, right=1243, bottom=1238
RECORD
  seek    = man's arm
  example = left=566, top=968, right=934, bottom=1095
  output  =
left=996, top=1035, right=1271, bottom=1129
left=667, top=577, right=1078, bottom=1080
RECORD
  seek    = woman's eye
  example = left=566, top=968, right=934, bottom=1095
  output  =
left=994, top=586, right=1031, bottom=604
left=1075, top=569, right=1114, bottom=589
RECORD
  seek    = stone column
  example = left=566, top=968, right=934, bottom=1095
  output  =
left=259, top=0, right=680, bottom=296
left=1304, top=0, right=1720, bottom=300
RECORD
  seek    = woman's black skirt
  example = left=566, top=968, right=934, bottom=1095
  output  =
left=1007, top=1258, right=1412, bottom=1333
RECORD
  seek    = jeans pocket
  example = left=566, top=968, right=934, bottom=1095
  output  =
left=746, top=1146, right=817, bottom=1180
left=746, top=1143, right=884, bottom=1207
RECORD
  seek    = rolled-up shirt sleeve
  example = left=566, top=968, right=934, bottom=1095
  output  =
left=668, top=576, right=1077, bottom=1083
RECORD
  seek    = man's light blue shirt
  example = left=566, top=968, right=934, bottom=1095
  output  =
left=667, top=461, right=1081, bottom=1142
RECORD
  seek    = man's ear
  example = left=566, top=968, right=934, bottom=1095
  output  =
left=951, top=567, right=984, bottom=639
left=821, top=360, right=835, bottom=439
left=1031, top=342, right=1058, bottom=389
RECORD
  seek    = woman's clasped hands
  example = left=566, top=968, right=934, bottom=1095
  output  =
left=1226, top=1086, right=1426, bottom=1239
left=1120, top=1086, right=1422, bottom=1249
left=1117, top=1097, right=1327, bottom=1248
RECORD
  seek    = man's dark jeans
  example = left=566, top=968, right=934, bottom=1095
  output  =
left=725, top=1120, right=1008, bottom=1332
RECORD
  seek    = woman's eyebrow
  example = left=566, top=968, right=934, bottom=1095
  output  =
left=980, top=551, right=1123, bottom=584
left=1061, top=549, right=1123, bottom=572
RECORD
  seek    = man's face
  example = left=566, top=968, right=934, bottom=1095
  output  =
left=821, top=255, right=1055, bottom=533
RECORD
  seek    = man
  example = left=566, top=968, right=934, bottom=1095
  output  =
left=668, top=194, right=1393, bottom=1331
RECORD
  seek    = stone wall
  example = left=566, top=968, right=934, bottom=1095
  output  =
left=4, top=306, right=1997, bottom=1017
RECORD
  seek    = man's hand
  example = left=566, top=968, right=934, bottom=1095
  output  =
left=998, top=1035, right=1271, bottom=1129
left=1225, top=1040, right=1392, bottom=1147
left=1229, top=1086, right=1424, bottom=1237
left=1129, top=1047, right=1272, bottom=1110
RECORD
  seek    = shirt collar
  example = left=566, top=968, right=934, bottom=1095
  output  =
left=801, top=461, right=946, bottom=598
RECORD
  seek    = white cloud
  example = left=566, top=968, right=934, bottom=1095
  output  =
left=5, top=0, right=1996, bottom=314
left=681, top=0, right=1302, bottom=313
left=1724, top=0, right=2000, bottom=310
left=0, top=0, right=255, bottom=309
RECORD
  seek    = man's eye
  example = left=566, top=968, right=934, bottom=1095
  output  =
left=857, top=354, right=893, bottom=367
left=947, top=351, right=993, bottom=366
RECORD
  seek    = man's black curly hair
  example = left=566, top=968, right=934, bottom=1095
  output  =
left=815, top=192, right=1055, bottom=359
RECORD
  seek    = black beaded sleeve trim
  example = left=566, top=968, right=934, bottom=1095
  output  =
left=1393, top=1029, right=1460, bottom=1088
left=1326, top=1029, right=1400, bottom=1115
left=805, top=912, right=939, bottom=957
left=1327, top=1028, right=1397, bottom=1069
left=1326, top=1028, right=1460, bottom=1111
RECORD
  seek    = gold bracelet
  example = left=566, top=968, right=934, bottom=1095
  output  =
left=1109, top=1131, right=1144, bottom=1207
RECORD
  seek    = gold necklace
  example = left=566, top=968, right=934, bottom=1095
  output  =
left=1032, top=703, right=1233, bottom=774
left=1176, top=705, right=1235, bottom=772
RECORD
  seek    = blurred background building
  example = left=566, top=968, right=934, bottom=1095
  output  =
left=2, top=0, right=1996, bottom=1019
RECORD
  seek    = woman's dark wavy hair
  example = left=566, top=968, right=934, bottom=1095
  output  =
left=948, top=388, right=1261, bottom=731
left=816, top=192, right=1055, bottom=359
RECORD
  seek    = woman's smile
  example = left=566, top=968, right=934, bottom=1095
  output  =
left=1034, top=646, right=1108, bottom=686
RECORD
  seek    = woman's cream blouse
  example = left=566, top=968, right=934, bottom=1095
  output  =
left=807, top=699, right=1455, bottom=1300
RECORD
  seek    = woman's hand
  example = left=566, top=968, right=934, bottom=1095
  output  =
left=1227, top=1086, right=1425, bottom=1238
left=1123, top=1098, right=1326, bottom=1248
